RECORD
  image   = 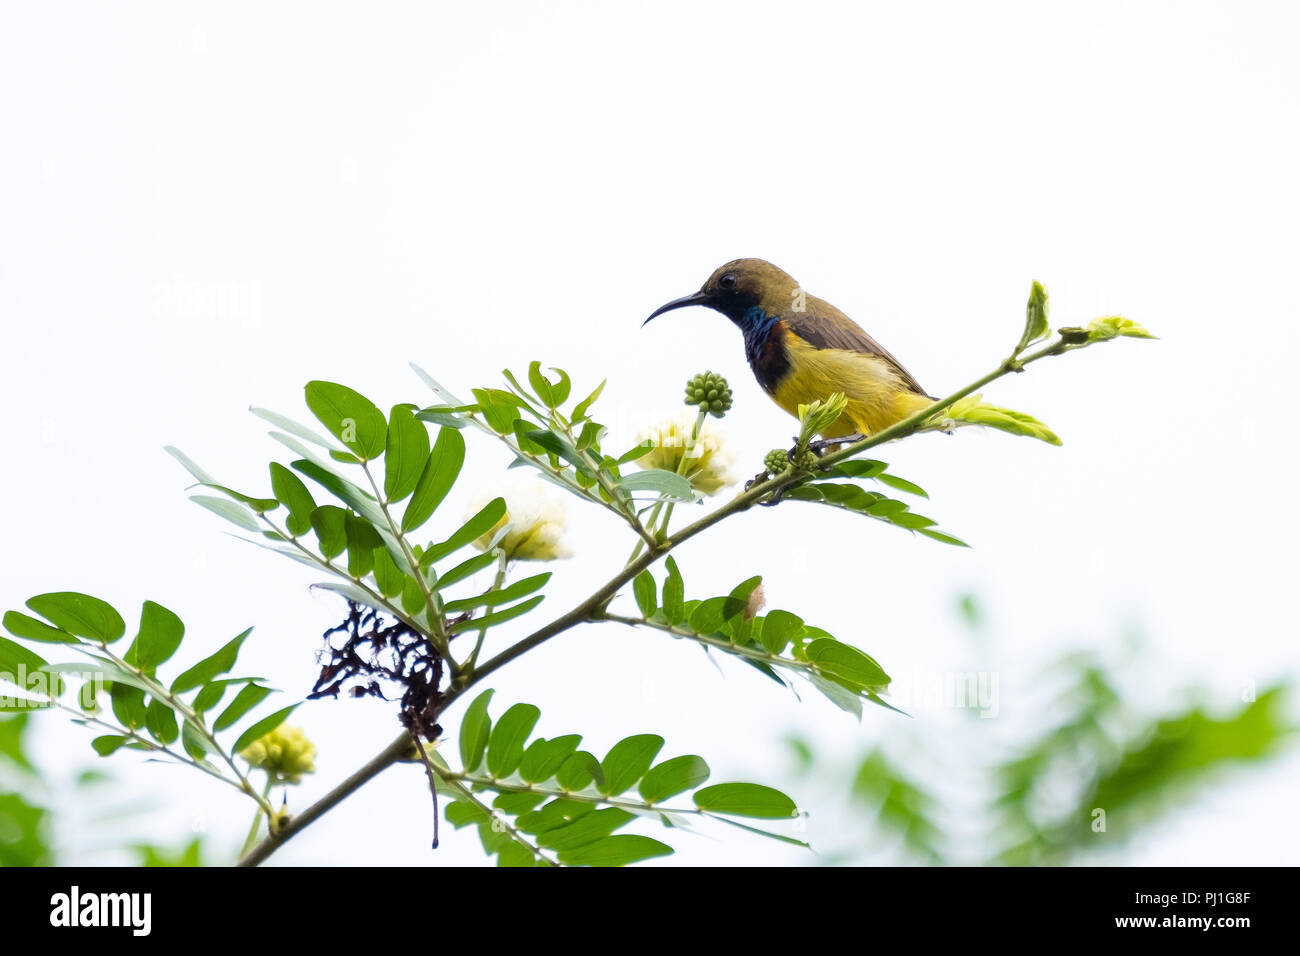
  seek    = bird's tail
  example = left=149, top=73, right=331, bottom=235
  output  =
left=920, top=393, right=1061, bottom=445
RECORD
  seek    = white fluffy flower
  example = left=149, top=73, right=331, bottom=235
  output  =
left=469, top=478, right=573, bottom=561
left=635, top=415, right=738, bottom=496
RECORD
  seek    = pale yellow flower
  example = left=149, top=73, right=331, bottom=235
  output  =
left=240, top=724, right=316, bottom=785
left=470, top=479, right=573, bottom=561
left=636, top=415, right=738, bottom=496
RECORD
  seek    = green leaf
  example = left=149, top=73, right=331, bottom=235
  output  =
left=231, top=704, right=300, bottom=756
left=943, top=395, right=1061, bottom=445
left=180, top=720, right=210, bottom=760
left=192, top=676, right=261, bottom=714
left=494, top=792, right=547, bottom=816
left=250, top=406, right=340, bottom=451
left=448, top=595, right=544, bottom=634
left=519, top=734, right=582, bottom=783
left=213, top=683, right=273, bottom=732
left=345, top=514, right=383, bottom=578
left=269, top=462, right=317, bottom=537
left=371, top=547, right=406, bottom=598
left=723, top=575, right=763, bottom=634
left=92, top=735, right=131, bottom=757
left=876, top=473, right=928, bottom=498
left=805, top=638, right=890, bottom=689
left=527, top=361, right=557, bottom=407
left=760, top=609, right=803, bottom=655
left=575, top=420, right=604, bottom=451
left=445, top=800, right=490, bottom=828
left=290, top=458, right=382, bottom=523
left=886, top=512, right=935, bottom=530
left=384, top=404, right=431, bottom=503
left=125, top=601, right=184, bottom=675
left=536, top=807, right=635, bottom=850
left=400, top=574, right=425, bottom=616
left=517, top=798, right=594, bottom=833
left=163, top=445, right=218, bottom=485
left=865, top=498, right=908, bottom=517
left=919, top=528, right=970, bottom=548
left=600, top=734, right=664, bottom=796
left=571, top=379, right=606, bottom=422
left=25, top=592, right=125, bottom=644
left=401, top=427, right=466, bottom=533
left=741, top=656, right=787, bottom=688
left=1017, top=280, right=1051, bottom=353
left=486, top=703, right=541, bottom=778
left=438, top=552, right=497, bottom=590
left=304, top=381, right=387, bottom=460
left=706, top=813, right=811, bottom=848
left=145, top=699, right=179, bottom=745
left=200, top=484, right=279, bottom=513
left=458, top=689, right=494, bottom=772
left=632, top=571, right=657, bottom=618
left=815, top=458, right=887, bottom=480
left=190, top=494, right=260, bottom=531
left=1086, top=315, right=1156, bottom=340
left=615, top=441, right=654, bottom=465
left=424, top=498, right=506, bottom=566
left=0, top=650, right=63, bottom=700
left=547, top=367, right=571, bottom=406
left=442, top=573, right=550, bottom=613
left=688, top=597, right=729, bottom=635
left=618, top=469, right=695, bottom=501
left=662, top=557, right=685, bottom=625
left=521, top=427, right=590, bottom=472
left=639, top=755, right=710, bottom=803
left=471, top=388, right=525, bottom=434
left=109, top=682, right=147, bottom=730
left=0, top=636, right=50, bottom=678
left=310, top=505, right=348, bottom=559
left=556, top=750, right=602, bottom=791
left=557, top=834, right=673, bottom=867
left=3, top=611, right=77, bottom=645
left=693, top=783, right=797, bottom=819
left=497, top=842, right=540, bottom=867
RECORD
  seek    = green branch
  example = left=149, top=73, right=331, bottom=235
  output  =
left=236, top=332, right=1099, bottom=865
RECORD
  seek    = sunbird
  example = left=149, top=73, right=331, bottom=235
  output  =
left=644, top=258, right=1057, bottom=445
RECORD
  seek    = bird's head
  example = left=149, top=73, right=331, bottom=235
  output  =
left=644, top=258, right=801, bottom=326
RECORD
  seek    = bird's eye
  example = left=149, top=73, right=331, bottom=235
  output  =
left=719, top=273, right=738, bottom=290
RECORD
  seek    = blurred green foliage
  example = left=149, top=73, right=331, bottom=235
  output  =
left=1, top=712, right=208, bottom=867
left=790, top=596, right=1294, bottom=866
left=0, top=714, right=51, bottom=866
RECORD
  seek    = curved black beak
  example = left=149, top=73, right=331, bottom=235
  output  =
left=643, top=290, right=711, bottom=327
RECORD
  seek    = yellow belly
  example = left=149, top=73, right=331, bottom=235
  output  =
left=770, top=340, right=932, bottom=438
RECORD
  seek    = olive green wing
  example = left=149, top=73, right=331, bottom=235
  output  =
left=786, top=298, right=929, bottom=396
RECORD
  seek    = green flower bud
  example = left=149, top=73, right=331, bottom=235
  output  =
left=684, top=371, right=733, bottom=417
left=763, top=449, right=790, bottom=475
left=240, top=724, right=317, bottom=785
left=793, top=448, right=820, bottom=472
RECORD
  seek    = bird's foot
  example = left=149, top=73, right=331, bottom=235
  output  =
left=807, top=433, right=866, bottom=457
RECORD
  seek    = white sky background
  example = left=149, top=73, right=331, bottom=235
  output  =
left=2, top=1, right=1297, bottom=865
